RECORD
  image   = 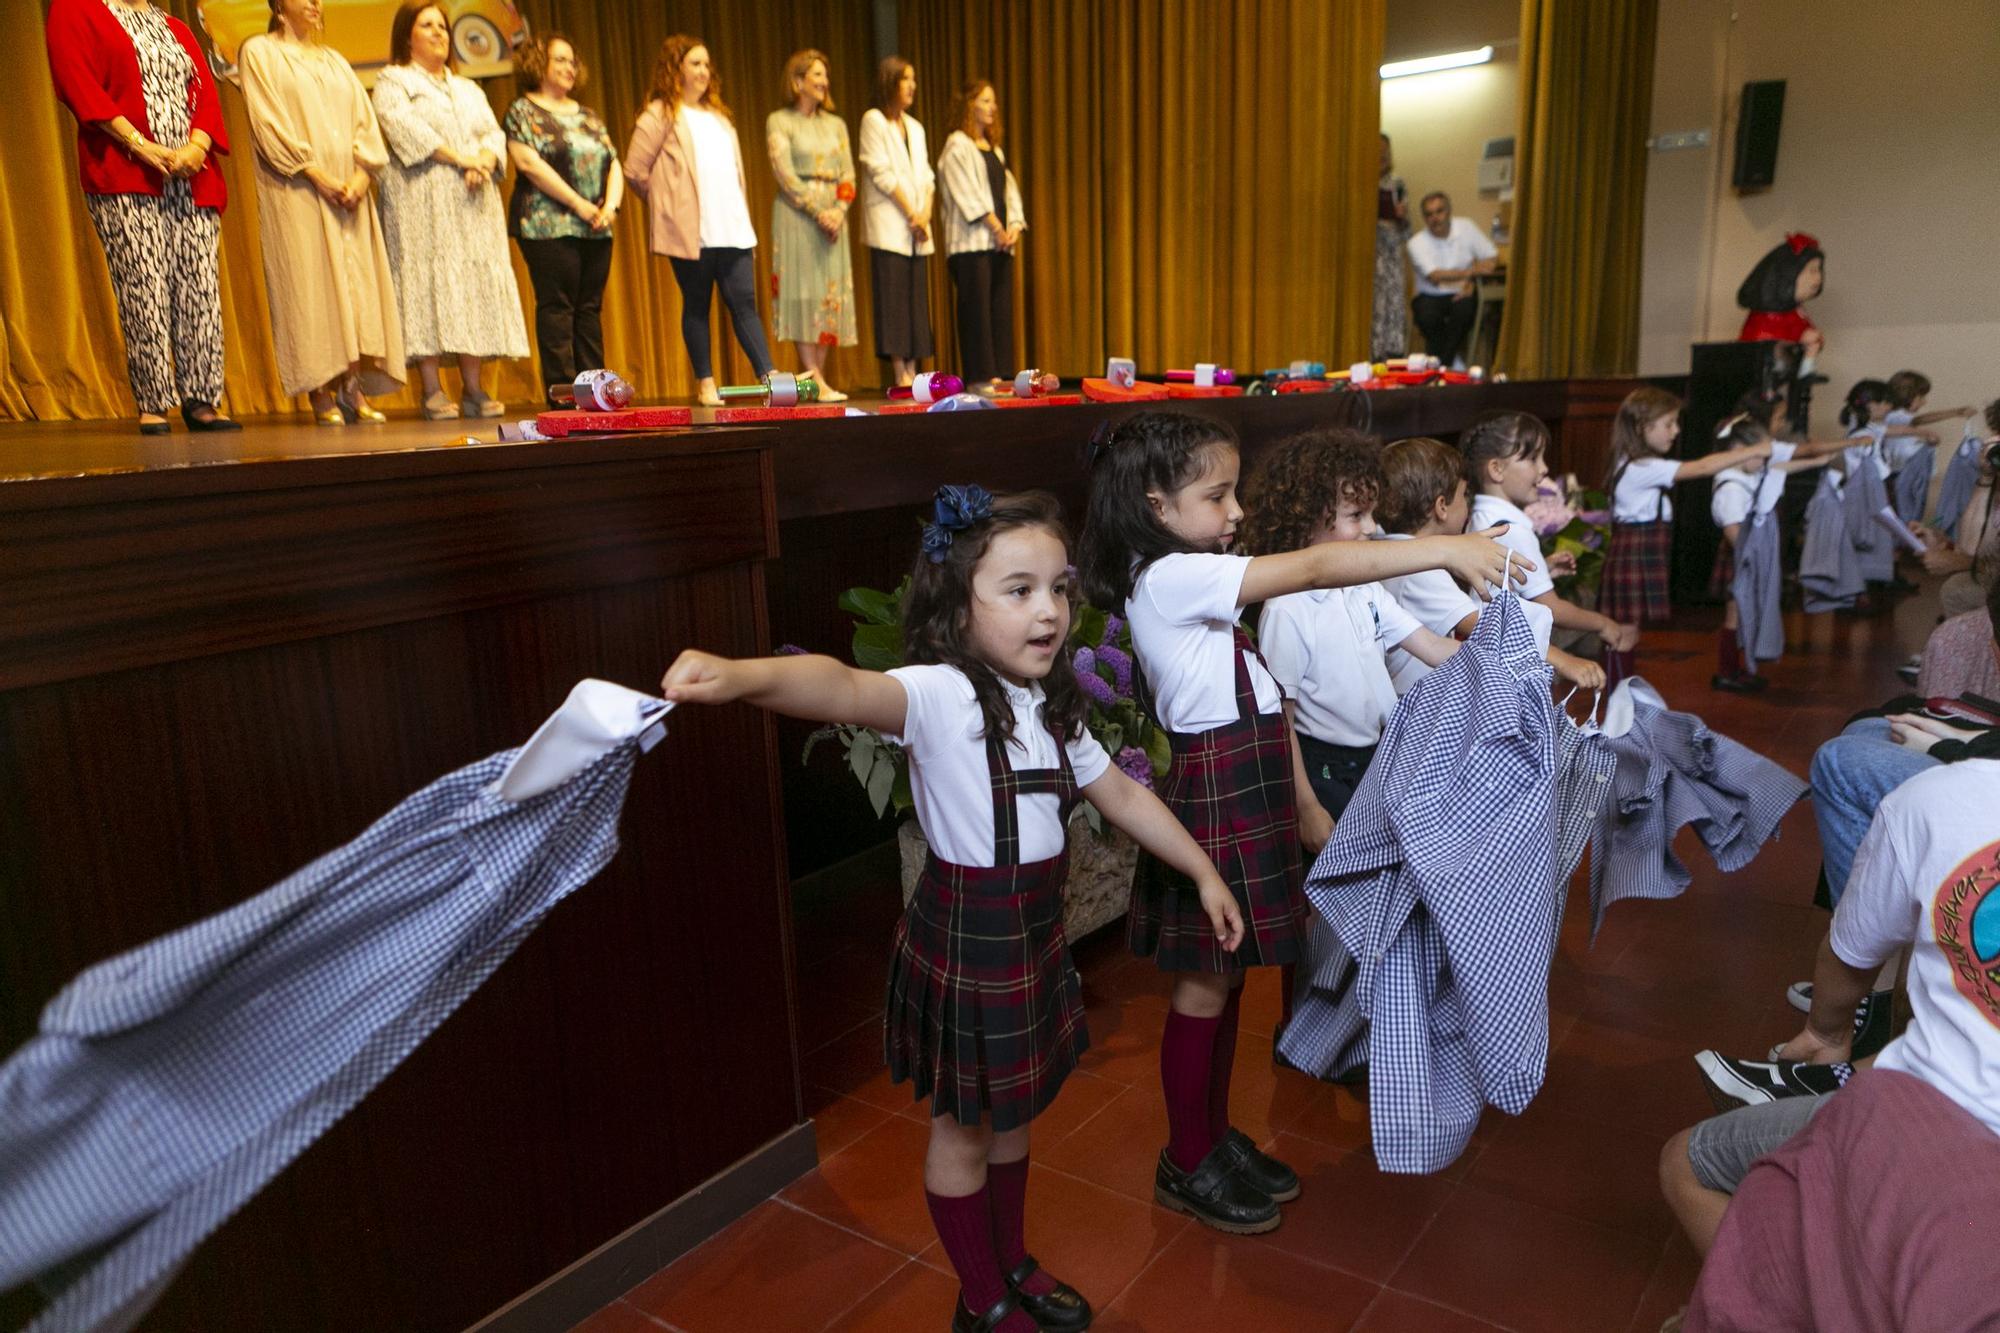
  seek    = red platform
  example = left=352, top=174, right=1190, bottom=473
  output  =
left=1081, top=378, right=1171, bottom=403
left=1165, top=383, right=1245, bottom=399
left=534, top=406, right=693, bottom=436
left=711, top=404, right=850, bottom=423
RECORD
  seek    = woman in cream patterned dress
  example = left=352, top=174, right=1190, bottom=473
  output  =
left=766, top=49, right=857, bottom=400
left=371, top=1, right=528, bottom=419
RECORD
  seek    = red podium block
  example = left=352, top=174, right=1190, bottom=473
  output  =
left=1081, top=378, right=1170, bottom=402
left=989, top=394, right=1083, bottom=409
left=1165, top=383, right=1245, bottom=399
left=711, top=404, right=849, bottom=423
left=1276, top=378, right=1334, bottom=394
left=535, top=406, right=693, bottom=436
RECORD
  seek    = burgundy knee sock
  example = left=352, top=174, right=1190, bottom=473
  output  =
left=986, top=1157, right=1055, bottom=1296
left=1208, top=985, right=1244, bottom=1142
left=1161, top=1008, right=1222, bottom=1172
left=1717, top=629, right=1742, bottom=677
left=927, top=1186, right=1035, bottom=1329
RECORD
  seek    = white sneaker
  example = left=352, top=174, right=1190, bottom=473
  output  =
left=1786, top=980, right=1812, bottom=1012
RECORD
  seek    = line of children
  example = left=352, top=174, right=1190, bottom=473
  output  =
left=1373, top=434, right=1605, bottom=694
left=1882, top=370, right=1976, bottom=524
left=1595, top=389, right=1775, bottom=686
left=1075, top=410, right=1522, bottom=1237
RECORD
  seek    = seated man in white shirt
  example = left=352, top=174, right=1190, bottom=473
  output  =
left=1403, top=192, right=1497, bottom=371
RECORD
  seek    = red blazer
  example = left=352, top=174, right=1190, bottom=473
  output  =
left=45, top=0, right=229, bottom=209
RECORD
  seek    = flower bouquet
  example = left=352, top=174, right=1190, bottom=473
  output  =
left=1524, top=473, right=1611, bottom=604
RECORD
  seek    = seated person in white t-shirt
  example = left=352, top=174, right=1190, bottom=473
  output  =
left=1238, top=429, right=1462, bottom=821
left=1375, top=434, right=1604, bottom=695
left=1462, top=411, right=1642, bottom=668
left=1658, top=741, right=2000, bottom=1256
left=1403, top=191, right=1497, bottom=371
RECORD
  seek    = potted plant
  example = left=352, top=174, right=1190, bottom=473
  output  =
left=1524, top=473, right=1612, bottom=649
left=803, top=579, right=1167, bottom=939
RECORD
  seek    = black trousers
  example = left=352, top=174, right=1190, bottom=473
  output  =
left=1410, top=292, right=1478, bottom=368
left=1296, top=735, right=1378, bottom=823
left=667, top=246, right=773, bottom=381
left=518, top=237, right=614, bottom=403
left=948, top=250, right=1014, bottom=384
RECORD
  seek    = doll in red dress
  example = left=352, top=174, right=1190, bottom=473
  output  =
left=1737, top=232, right=1826, bottom=359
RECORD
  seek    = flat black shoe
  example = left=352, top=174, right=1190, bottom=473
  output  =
left=1154, top=1145, right=1280, bottom=1234
left=1005, top=1256, right=1092, bottom=1330
left=1711, top=673, right=1757, bottom=694
left=1216, top=1127, right=1301, bottom=1202
left=181, top=401, right=243, bottom=432
left=138, top=419, right=170, bottom=436
left=951, top=1289, right=1025, bottom=1333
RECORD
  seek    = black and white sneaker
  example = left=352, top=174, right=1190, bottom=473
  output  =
left=1694, top=1051, right=1846, bottom=1112
left=1775, top=987, right=1893, bottom=1059
left=1785, top=980, right=1812, bottom=1012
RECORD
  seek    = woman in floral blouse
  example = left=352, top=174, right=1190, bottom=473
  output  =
left=505, top=33, right=623, bottom=405
left=766, top=49, right=856, bottom=401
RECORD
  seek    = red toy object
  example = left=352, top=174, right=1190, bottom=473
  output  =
left=1276, top=378, right=1334, bottom=394
left=1165, top=383, right=1244, bottom=399
left=887, top=371, right=963, bottom=402
left=534, top=406, right=693, bottom=436
left=990, top=370, right=1061, bottom=398
left=710, top=404, right=848, bottom=422
left=990, top=393, right=1082, bottom=409
left=1165, top=366, right=1237, bottom=385
left=1082, top=377, right=1170, bottom=402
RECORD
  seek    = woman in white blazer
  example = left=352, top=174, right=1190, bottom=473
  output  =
left=936, top=78, right=1024, bottom=385
left=856, top=57, right=935, bottom=387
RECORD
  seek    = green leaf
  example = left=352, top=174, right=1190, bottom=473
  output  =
left=1144, top=728, right=1172, bottom=776
left=851, top=623, right=905, bottom=671
left=1097, top=722, right=1123, bottom=754
left=1069, top=604, right=1107, bottom=650
left=838, top=585, right=902, bottom=626
left=1081, top=802, right=1104, bottom=835
left=890, top=762, right=914, bottom=815
left=866, top=751, right=895, bottom=815
left=847, top=734, right=875, bottom=787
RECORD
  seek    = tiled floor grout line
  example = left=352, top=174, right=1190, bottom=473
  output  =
left=769, top=1193, right=926, bottom=1263
left=1096, top=1211, right=1193, bottom=1314
left=611, top=1297, right=677, bottom=1331
left=812, top=1255, right=926, bottom=1333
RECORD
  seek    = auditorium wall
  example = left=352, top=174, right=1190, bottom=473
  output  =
left=1638, top=0, right=2000, bottom=422
left=1378, top=0, right=1518, bottom=248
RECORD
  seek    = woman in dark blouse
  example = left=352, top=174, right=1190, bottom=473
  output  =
left=505, top=33, right=624, bottom=404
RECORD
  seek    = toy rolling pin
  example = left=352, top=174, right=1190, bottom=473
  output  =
left=887, top=372, right=963, bottom=403
left=1006, top=369, right=1061, bottom=398
left=717, top=370, right=819, bottom=406
left=549, top=369, right=634, bottom=412
left=1165, top=364, right=1236, bottom=386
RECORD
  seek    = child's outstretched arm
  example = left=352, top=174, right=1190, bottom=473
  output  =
left=1532, top=588, right=1639, bottom=651
left=1548, top=646, right=1605, bottom=689
left=1238, top=526, right=1528, bottom=607
left=1669, top=438, right=1773, bottom=483
left=1082, top=767, right=1245, bottom=951
left=1779, top=437, right=1853, bottom=464
left=662, top=650, right=909, bottom=734
left=1388, top=625, right=1461, bottom=669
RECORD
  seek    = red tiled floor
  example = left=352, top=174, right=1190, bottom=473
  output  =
left=573, top=589, right=1932, bottom=1331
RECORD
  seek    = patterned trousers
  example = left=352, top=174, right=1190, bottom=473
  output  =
left=85, top=181, right=225, bottom=414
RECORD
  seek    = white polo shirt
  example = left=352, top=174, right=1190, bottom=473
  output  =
left=1125, top=553, right=1282, bottom=733
left=1405, top=216, right=1497, bottom=298
left=1469, top=494, right=1556, bottom=598
left=885, top=664, right=1109, bottom=867
left=1378, top=534, right=1480, bottom=694
left=1711, top=468, right=1757, bottom=530
left=1258, top=582, right=1421, bottom=747
left=1846, top=424, right=1892, bottom=481
left=1610, top=456, right=1680, bottom=524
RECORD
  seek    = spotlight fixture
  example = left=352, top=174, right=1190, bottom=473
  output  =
left=1380, top=46, right=1495, bottom=80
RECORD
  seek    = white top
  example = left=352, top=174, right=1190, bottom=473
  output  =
left=1845, top=423, right=1892, bottom=480
left=936, top=130, right=1026, bottom=256
left=856, top=108, right=935, bottom=256
left=1608, top=455, right=1679, bottom=524
left=884, top=664, right=1109, bottom=867
left=1379, top=535, right=1482, bottom=694
left=1258, top=583, right=1420, bottom=747
left=1882, top=409, right=1927, bottom=469
left=1830, top=759, right=2000, bottom=1139
left=1711, top=468, right=1757, bottom=529
left=1405, top=217, right=1497, bottom=298
left=1125, top=553, right=1282, bottom=732
left=681, top=105, right=757, bottom=248
left=1468, top=494, right=1556, bottom=599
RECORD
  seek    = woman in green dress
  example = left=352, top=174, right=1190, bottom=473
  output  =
left=765, top=48, right=856, bottom=401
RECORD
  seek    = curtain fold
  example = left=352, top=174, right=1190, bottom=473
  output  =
left=900, top=0, right=1382, bottom=381
left=6, top=0, right=1380, bottom=420
left=1496, top=0, right=1657, bottom=379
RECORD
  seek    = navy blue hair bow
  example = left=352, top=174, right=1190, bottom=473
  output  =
left=921, top=483, right=994, bottom=562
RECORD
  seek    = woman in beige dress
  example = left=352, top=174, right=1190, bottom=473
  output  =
left=240, top=0, right=404, bottom=423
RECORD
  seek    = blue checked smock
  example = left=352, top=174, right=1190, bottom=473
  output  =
left=1933, top=427, right=1983, bottom=543
left=1585, top=678, right=1807, bottom=938
left=1800, top=470, right=1864, bottom=613
left=1278, top=589, right=1565, bottom=1174
left=0, top=683, right=667, bottom=1333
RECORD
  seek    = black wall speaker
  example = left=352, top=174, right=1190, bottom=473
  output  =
left=1733, top=80, right=1786, bottom=189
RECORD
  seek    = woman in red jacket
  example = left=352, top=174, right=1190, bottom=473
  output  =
left=45, top=0, right=239, bottom=434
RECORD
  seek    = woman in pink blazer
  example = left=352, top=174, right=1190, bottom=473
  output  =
left=623, top=34, right=773, bottom=406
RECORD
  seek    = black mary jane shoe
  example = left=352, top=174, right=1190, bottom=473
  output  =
left=138, top=417, right=171, bottom=436
left=1006, top=1256, right=1093, bottom=1330
left=950, top=1288, right=1027, bottom=1333
left=182, top=401, right=243, bottom=432
left=1216, top=1127, right=1301, bottom=1203
left=1154, top=1145, right=1281, bottom=1234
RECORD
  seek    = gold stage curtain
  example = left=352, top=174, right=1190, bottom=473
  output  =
left=5, top=0, right=878, bottom=420
left=1496, top=0, right=1657, bottom=379
left=899, top=0, right=1382, bottom=381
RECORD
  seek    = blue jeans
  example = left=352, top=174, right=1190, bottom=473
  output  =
left=1809, top=718, right=1940, bottom=905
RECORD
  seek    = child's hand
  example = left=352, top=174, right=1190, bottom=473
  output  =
left=1195, top=874, right=1245, bottom=952
left=1454, top=526, right=1534, bottom=596
left=1298, top=802, right=1334, bottom=857
left=1555, top=653, right=1605, bottom=690
left=660, top=649, right=745, bottom=704
left=1547, top=550, right=1578, bottom=578
left=1604, top=622, right=1641, bottom=653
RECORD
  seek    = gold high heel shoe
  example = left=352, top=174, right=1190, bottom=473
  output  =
left=337, top=392, right=388, bottom=424
left=311, top=396, right=346, bottom=427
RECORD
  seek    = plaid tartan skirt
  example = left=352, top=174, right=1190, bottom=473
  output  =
left=1129, top=707, right=1307, bottom=974
left=1600, top=520, right=1674, bottom=627
left=1709, top=540, right=1736, bottom=599
left=884, top=850, right=1087, bottom=1130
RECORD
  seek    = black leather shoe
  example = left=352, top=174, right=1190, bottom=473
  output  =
left=1216, top=1127, right=1301, bottom=1202
left=1154, top=1145, right=1280, bottom=1234
left=951, top=1289, right=1025, bottom=1333
left=1005, top=1256, right=1092, bottom=1330
left=182, top=401, right=243, bottom=432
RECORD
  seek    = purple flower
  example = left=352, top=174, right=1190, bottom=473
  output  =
left=1582, top=529, right=1604, bottom=551
left=1115, top=745, right=1153, bottom=787
left=775, top=643, right=809, bottom=656
left=1578, top=509, right=1610, bottom=527
left=1072, top=646, right=1098, bottom=679
left=1076, top=669, right=1117, bottom=708
left=1103, top=614, right=1125, bottom=641
left=1096, top=644, right=1134, bottom=696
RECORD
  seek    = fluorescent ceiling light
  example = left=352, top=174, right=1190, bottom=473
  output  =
left=1380, top=46, right=1494, bottom=79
